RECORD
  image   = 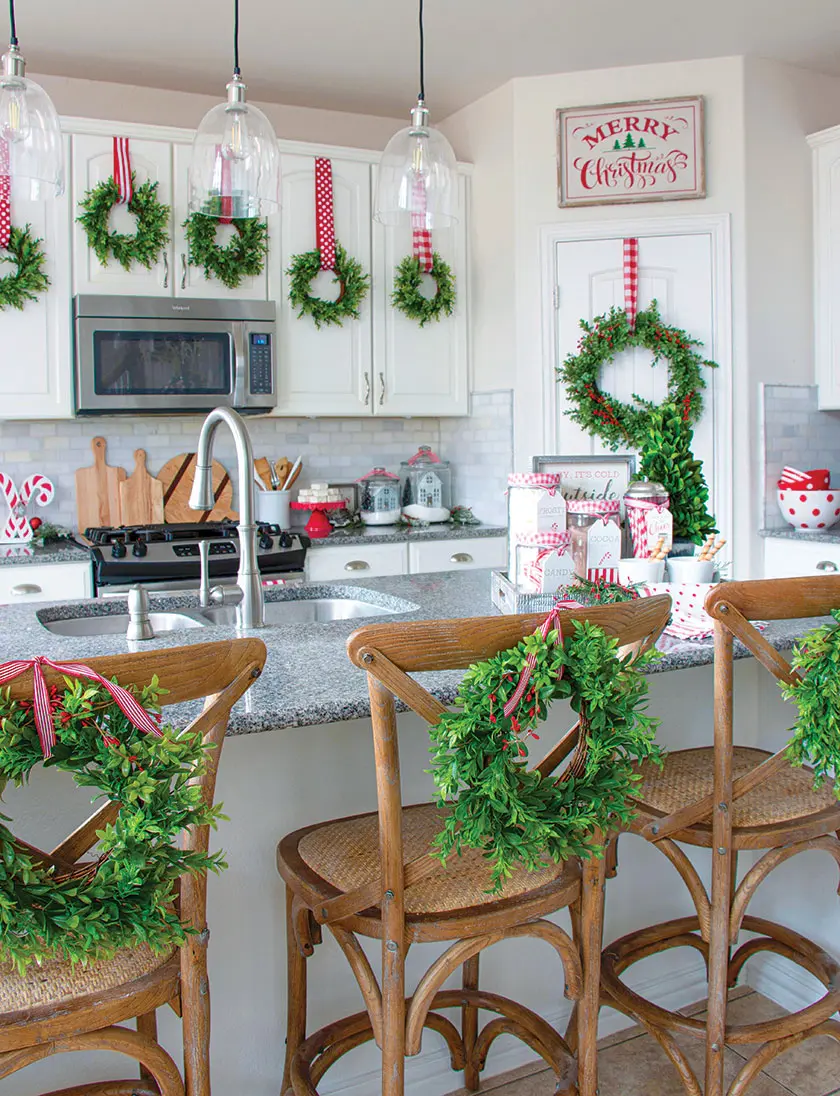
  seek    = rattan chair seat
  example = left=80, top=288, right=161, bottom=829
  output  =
left=0, top=943, right=175, bottom=1015
left=294, top=802, right=573, bottom=916
left=631, top=746, right=838, bottom=829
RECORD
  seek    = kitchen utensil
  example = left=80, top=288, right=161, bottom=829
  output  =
left=777, top=488, right=840, bottom=532
left=254, top=469, right=267, bottom=492
left=157, top=453, right=237, bottom=524
left=256, top=490, right=292, bottom=529
left=75, top=437, right=126, bottom=530
left=275, top=458, right=292, bottom=490
left=283, top=456, right=303, bottom=491
left=254, top=457, right=274, bottom=491
left=119, top=450, right=165, bottom=526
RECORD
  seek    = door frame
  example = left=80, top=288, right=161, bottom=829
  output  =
left=539, top=212, right=733, bottom=554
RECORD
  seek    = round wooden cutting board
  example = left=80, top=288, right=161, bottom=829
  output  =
left=157, top=453, right=238, bottom=524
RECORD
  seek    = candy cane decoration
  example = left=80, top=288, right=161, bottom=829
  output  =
left=0, top=472, right=55, bottom=543
left=21, top=474, right=55, bottom=508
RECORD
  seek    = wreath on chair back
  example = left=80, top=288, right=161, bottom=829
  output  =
left=0, top=224, right=50, bottom=311
left=0, top=674, right=224, bottom=972
left=391, top=252, right=455, bottom=326
left=287, top=243, right=370, bottom=329
left=183, top=213, right=269, bottom=290
left=77, top=173, right=170, bottom=271
left=557, top=300, right=718, bottom=451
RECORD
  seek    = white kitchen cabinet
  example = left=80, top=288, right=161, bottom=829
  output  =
left=810, top=125, right=840, bottom=408
left=306, top=542, right=408, bottom=582
left=274, top=153, right=373, bottom=416
left=408, top=536, right=506, bottom=574
left=0, top=560, right=92, bottom=605
left=371, top=171, right=469, bottom=416
left=1, top=136, right=74, bottom=419
left=763, top=535, right=840, bottom=578
left=71, top=133, right=173, bottom=296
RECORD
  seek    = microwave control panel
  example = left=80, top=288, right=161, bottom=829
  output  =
left=249, top=332, right=274, bottom=395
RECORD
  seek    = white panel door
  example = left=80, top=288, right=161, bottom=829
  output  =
left=0, top=135, right=74, bottom=419
left=274, top=154, right=372, bottom=416
left=71, top=134, right=173, bottom=296
left=371, top=170, right=469, bottom=416
left=171, top=143, right=274, bottom=300
left=554, top=233, right=717, bottom=497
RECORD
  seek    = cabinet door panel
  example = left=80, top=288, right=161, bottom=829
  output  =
left=0, top=561, right=92, bottom=604
left=305, top=542, right=407, bottom=581
left=274, top=154, right=372, bottom=416
left=171, top=143, right=274, bottom=300
left=72, top=134, right=173, bottom=296
left=764, top=537, right=840, bottom=578
left=408, top=536, right=506, bottom=574
left=372, top=170, right=469, bottom=416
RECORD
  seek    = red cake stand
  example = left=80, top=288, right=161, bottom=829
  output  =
left=290, top=499, right=345, bottom=539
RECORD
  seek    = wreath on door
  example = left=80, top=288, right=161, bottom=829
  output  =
left=287, top=243, right=370, bottom=328
left=183, top=213, right=269, bottom=289
left=0, top=224, right=50, bottom=311
left=391, top=252, right=455, bottom=326
left=557, top=301, right=717, bottom=450
left=77, top=174, right=170, bottom=271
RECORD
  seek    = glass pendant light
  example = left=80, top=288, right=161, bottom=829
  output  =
left=374, top=0, right=458, bottom=228
left=189, top=0, right=280, bottom=219
left=0, top=0, right=64, bottom=199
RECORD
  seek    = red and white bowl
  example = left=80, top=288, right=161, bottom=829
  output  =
left=778, top=488, right=840, bottom=532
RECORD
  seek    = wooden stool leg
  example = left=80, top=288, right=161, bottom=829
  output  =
left=137, top=1009, right=159, bottom=1087
left=380, top=943, right=406, bottom=1096
left=577, top=848, right=607, bottom=1096
left=283, top=887, right=308, bottom=1096
left=462, top=953, right=480, bottom=1090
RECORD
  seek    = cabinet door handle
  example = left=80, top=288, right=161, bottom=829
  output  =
left=379, top=371, right=386, bottom=406
left=450, top=552, right=473, bottom=564
left=10, top=583, right=42, bottom=595
left=162, top=251, right=169, bottom=289
left=363, top=372, right=371, bottom=406
left=816, top=560, right=838, bottom=572
left=181, top=253, right=188, bottom=290
left=344, top=560, right=370, bottom=571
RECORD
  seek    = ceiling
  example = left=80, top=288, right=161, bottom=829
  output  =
left=11, top=0, right=840, bottom=119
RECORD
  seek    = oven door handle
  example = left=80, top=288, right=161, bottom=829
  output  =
left=232, top=324, right=247, bottom=406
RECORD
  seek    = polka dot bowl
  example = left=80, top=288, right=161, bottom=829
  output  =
left=778, top=488, right=840, bottom=532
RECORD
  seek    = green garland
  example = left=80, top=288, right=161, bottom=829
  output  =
left=77, top=173, right=170, bottom=271
left=429, top=618, right=661, bottom=890
left=781, top=610, right=840, bottom=797
left=0, top=224, right=49, bottom=311
left=183, top=213, right=268, bottom=289
left=287, top=243, right=369, bottom=328
left=0, top=675, right=223, bottom=972
left=391, top=252, right=455, bottom=326
left=557, top=301, right=717, bottom=451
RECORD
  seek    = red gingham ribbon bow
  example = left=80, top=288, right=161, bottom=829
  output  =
left=112, top=136, right=134, bottom=205
left=0, top=137, right=11, bottom=251
left=411, top=176, right=433, bottom=273
left=623, top=237, right=639, bottom=333
left=0, top=656, right=163, bottom=759
left=315, top=157, right=337, bottom=271
left=503, top=608, right=564, bottom=719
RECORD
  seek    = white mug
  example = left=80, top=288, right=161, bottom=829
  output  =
left=618, top=557, right=665, bottom=585
left=666, top=557, right=715, bottom=584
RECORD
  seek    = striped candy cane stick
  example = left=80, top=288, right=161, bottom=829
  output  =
left=20, top=474, right=55, bottom=508
left=0, top=473, right=27, bottom=542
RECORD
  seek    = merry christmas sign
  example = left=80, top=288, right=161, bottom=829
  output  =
left=556, top=96, right=705, bottom=207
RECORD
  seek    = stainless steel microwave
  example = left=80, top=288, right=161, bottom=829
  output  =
left=73, top=296, right=277, bottom=415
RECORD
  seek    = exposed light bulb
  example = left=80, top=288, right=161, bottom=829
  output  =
left=0, top=78, right=30, bottom=143
left=222, top=104, right=250, bottom=163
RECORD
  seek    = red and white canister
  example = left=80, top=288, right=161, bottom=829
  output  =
left=514, top=530, right=573, bottom=592
left=566, top=498, right=621, bottom=581
left=507, top=472, right=566, bottom=577
left=623, top=480, right=672, bottom=558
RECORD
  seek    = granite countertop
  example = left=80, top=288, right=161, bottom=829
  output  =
left=307, top=524, right=506, bottom=547
left=0, top=569, right=813, bottom=737
left=0, top=541, right=91, bottom=566
left=760, top=527, right=840, bottom=545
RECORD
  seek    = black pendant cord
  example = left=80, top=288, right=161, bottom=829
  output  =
left=233, top=0, right=241, bottom=76
left=8, top=0, right=17, bottom=46
left=418, top=0, right=425, bottom=102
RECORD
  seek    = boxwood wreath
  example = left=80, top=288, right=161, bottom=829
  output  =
left=0, top=674, right=223, bottom=972
left=429, top=614, right=661, bottom=890
left=391, top=253, right=455, bottom=326
left=557, top=301, right=718, bottom=451
left=183, top=213, right=268, bottom=290
left=0, top=224, right=50, bottom=312
left=77, top=174, right=170, bottom=271
left=287, top=243, right=369, bottom=328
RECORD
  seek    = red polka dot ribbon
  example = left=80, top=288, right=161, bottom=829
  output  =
left=623, top=237, right=639, bottom=333
left=0, top=138, right=11, bottom=251
left=112, top=136, right=134, bottom=205
left=411, top=176, right=433, bottom=273
left=315, top=157, right=336, bottom=271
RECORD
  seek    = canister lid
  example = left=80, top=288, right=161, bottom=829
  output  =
left=623, top=479, right=668, bottom=498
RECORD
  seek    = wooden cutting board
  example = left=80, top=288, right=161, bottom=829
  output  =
left=119, top=449, right=165, bottom=526
left=157, top=453, right=237, bottom=524
left=75, top=436, right=126, bottom=531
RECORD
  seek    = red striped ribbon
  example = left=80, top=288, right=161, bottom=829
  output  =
left=219, top=145, right=233, bottom=223
left=314, top=157, right=336, bottom=271
left=411, top=176, right=433, bottom=273
left=0, top=138, right=10, bottom=251
left=503, top=608, right=564, bottom=719
left=112, top=136, right=133, bottom=205
left=623, top=237, right=639, bottom=333
left=0, top=656, right=163, bottom=759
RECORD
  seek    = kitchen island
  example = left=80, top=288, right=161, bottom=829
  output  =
left=3, top=572, right=831, bottom=1096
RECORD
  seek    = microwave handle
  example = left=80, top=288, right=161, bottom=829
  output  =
left=232, top=325, right=247, bottom=406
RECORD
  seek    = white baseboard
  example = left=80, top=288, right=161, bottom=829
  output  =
left=320, top=956, right=708, bottom=1096
left=746, top=952, right=838, bottom=1016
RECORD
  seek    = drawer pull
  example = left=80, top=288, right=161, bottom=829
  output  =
left=10, top=583, right=42, bottom=595
left=344, top=560, right=370, bottom=572
left=816, top=560, right=838, bottom=573
left=450, top=552, right=473, bottom=564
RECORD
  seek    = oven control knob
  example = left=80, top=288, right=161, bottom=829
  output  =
left=132, top=539, right=148, bottom=558
left=259, top=533, right=274, bottom=550
left=111, top=539, right=127, bottom=559
left=278, top=532, right=293, bottom=549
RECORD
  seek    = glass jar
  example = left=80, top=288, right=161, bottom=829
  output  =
left=567, top=499, right=620, bottom=579
left=357, top=468, right=401, bottom=525
left=400, top=445, right=452, bottom=522
left=623, top=480, right=671, bottom=558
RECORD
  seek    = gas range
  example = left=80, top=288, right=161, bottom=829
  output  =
left=84, top=522, right=309, bottom=595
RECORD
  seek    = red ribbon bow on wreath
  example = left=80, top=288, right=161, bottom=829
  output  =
left=0, top=656, right=162, bottom=759
left=503, top=608, right=564, bottom=718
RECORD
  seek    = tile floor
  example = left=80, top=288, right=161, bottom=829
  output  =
left=445, top=990, right=840, bottom=1095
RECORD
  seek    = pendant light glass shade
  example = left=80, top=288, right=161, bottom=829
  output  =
left=375, top=100, right=457, bottom=228
left=0, top=40, right=64, bottom=199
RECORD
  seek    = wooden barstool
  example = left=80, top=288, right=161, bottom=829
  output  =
left=601, top=577, right=840, bottom=1096
left=0, top=638, right=266, bottom=1096
left=277, top=597, right=671, bottom=1096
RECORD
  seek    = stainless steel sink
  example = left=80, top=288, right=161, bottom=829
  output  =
left=201, top=598, right=396, bottom=626
left=40, top=611, right=207, bottom=637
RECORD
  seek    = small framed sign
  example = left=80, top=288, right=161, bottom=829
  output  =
left=532, top=454, right=636, bottom=507
left=556, top=96, right=705, bottom=207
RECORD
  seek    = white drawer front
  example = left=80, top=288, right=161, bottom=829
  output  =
left=408, top=536, right=507, bottom=574
left=306, top=543, right=408, bottom=582
left=0, top=561, right=93, bottom=605
left=763, top=537, right=840, bottom=578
